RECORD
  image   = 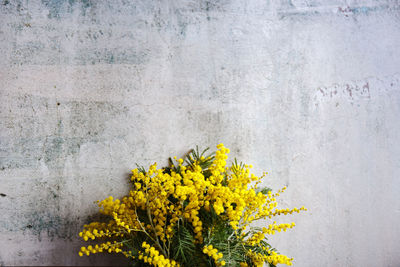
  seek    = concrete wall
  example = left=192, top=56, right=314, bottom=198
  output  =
left=1, top=0, right=399, bottom=266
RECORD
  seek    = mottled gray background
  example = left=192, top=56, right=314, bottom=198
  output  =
left=1, top=0, right=400, bottom=266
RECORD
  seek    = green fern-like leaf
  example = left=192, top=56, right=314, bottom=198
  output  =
left=171, top=221, right=207, bottom=266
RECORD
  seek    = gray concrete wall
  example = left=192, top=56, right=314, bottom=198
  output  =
left=1, top=0, right=399, bottom=266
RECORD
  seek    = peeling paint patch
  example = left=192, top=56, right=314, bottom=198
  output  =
left=313, top=74, right=400, bottom=107
left=337, top=5, right=386, bottom=17
left=278, top=3, right=399, bottom=19
left=314, top=81, right=370, bottom=106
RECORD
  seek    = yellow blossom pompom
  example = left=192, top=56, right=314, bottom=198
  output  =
left=78, top=144, right=305, bottom=267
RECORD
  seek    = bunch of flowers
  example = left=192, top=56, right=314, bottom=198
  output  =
left=79, top=144, right=306, bottom=266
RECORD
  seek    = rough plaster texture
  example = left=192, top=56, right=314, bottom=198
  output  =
left=1, top=0, right=400, bottom=266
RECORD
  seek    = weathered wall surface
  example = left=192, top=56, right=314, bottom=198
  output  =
left=1, top=0, right=399, bottom=266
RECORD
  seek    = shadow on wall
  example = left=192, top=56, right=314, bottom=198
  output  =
left=11, top=172, right=133, bottom=266
left=17, top=209, right=130, bottom=266
left=51, top=212, right=130, bottom=266
left=73, top=172, right=134, bottom=266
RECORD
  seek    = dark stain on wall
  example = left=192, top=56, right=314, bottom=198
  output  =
left=2, top=0, right=152, bottom=65
left=0, top=173, right=78, bottom=242
left=44, top=136, right=64, bottom=165
left=24, top=212, right=79, bottom=241
left=0, top=93, right=129, bottom=170
left=0, top=89, right=133, bottom=244
left=41, top=0, right=93, bottom=19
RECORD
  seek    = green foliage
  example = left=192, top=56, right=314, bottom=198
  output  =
left=171, top=220, right=204, bottom=266
left=185, top=146, right=215, bottom=172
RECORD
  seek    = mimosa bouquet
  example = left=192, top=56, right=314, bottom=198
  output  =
left=79, top=144, right=306, bottom=266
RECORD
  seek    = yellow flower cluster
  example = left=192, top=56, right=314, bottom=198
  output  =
left=248, top=249, right=293, bottom=266
left=202, top=245, right=225, bottom=266
left=263, top=221, right=296, bottom=234
left=266, top=250, right=294, bottom=266
left=78, top=241, right=125, bottom=256
left=246, top=221, right=298, bottom=245
left=269, top=206, right=307, bottom=217
left=139, top=242, right=179, bottom=267
left=79, top=221, right=122, bottom=241
left=78, top=143, right=306, bottom=267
